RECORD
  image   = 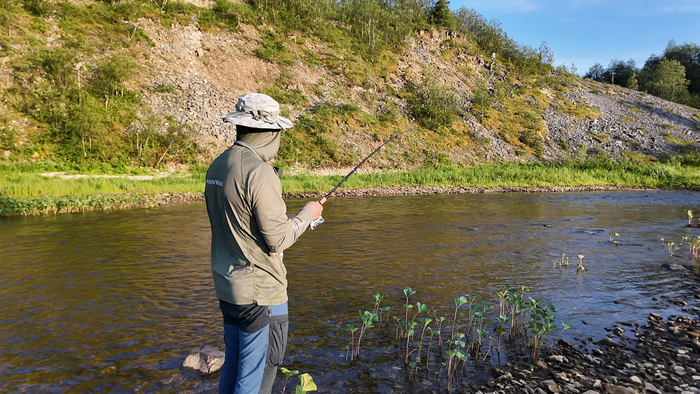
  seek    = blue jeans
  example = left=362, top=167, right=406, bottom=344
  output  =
left=219, top=303, right=289, bottom=394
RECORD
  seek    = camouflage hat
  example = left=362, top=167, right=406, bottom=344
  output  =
left=220, top=93, right=293, bottom=130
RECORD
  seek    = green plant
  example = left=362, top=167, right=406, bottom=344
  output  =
left=405, top=68, right=464, bottom=130
left=684, top=209, right=694, bottom=226
left=344, top=286, right=572, bottom=392
left=691, top=236, right=700, bottom=259
left=526, top=298, right=555, bottom=361
left=256, top=31, right=296, bottom=65
left=609, top=232, right=620, bottom=245
left=347, top=310, right=378, bottom=361
left=445, top=332, right=468, bottom=391
left=555, top=253, right=569, bottom=267
left=280, top=368, right=318, bottom=394
left=661, top=238, right=675, bottom=257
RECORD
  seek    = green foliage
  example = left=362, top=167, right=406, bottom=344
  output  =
left=341, top=0, right=420, bottom=58
left=452, top=7, right=546, bottom=76
left=405, top=69, right=464, bottom=130
left=585, top=40, right=700, bottom=108
left=481, top=95, right=546, bottom=157
left=276, top=103, right=358, bottom=167
left=256, top=31, right=296, bottom=65
left=0, top=113, right=21, bottom=153
left=0, top=0, right=19, bottom=31
left=349, top=285, right=569, bottom=392
left=661, top=40, right=700, bottom=95
left=125, top=116, right=202, bottom=167
left=2, top=159, right=698, bottom=216
left=22, top=0, right=53, bottom=17
left=196, top=0, right=257, bottom=30
left=469, top=77, right=492, bottom=119
left=585, top=58, right=638, bottom=88
left=9, top=47, right=147, bottom=164
left=429, top=0, right=452, bottom=29
left=90, top=53, right=136, bottom=98
left=4, top=6, right=206, bottom=166
left=260, top=74, right=307, bottom=105
left=640, top=58, right=690, bottom=102
left=0, top=192, right=200, bottom=216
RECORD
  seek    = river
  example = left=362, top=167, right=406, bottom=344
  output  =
left=0, top=191, right=698, bottom=393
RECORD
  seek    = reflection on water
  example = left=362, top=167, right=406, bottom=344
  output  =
left=0, top=191, right=698, bottom=393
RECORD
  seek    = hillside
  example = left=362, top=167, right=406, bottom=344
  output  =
left=1, top=1, right=699, bottom=172
left=137, top=21, right=700, bottom=168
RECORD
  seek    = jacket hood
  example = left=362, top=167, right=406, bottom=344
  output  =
left=237, top=131, right=281, bottom=162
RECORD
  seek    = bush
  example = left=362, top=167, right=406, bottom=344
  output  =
left=406, top=69, right=464, bottom=130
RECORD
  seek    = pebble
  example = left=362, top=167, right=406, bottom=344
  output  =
left=468, top=311, right=699, bottom=394
left=645, top=382, right=663, bottom=393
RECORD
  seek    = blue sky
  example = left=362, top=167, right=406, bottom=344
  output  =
left=449, top=0, right=700, bottom=75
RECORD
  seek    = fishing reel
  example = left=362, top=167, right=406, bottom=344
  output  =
left=309, top=216, right=324, bottom=230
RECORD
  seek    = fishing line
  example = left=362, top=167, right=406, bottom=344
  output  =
left=309, top=128, right=414, bottom=230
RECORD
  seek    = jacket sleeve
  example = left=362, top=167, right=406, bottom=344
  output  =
left=248, top=163, right=315, bottom=254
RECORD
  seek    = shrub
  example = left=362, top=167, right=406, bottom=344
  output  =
left=406, top=69, right=464, bottom=130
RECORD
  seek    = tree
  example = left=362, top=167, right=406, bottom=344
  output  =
left=628, top=72, right=639, bottom=90
left=429, top=0, right=452, bottom=29
left=584, top=63, right=605, bottom=81
left=605, top=59, right=637, bottom=88
left=537, top=41, right=554, bottom=75
left=662, top=41, right=700, bottom=94
left=641, top=58, right=689, bottom=102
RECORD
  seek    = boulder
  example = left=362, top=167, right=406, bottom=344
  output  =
left=182, top=345, right=225, bottom=375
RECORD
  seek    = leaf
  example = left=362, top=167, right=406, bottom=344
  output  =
left=298, top=373, right=317, bottom=392
left=561, top=322, right=572, bottom=330
left=280, top=367, right=299, bottom=378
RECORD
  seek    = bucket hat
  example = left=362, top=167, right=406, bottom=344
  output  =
left=220, top=93, right=294, bottom=130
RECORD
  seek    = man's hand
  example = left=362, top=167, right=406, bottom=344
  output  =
left=305, top=201, right=324, bottom=220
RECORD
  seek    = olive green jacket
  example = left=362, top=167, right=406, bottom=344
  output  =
left=205, top=143, right=314, bottom=306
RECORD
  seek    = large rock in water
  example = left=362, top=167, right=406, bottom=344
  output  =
left=182, top=345, right=225, bottom=374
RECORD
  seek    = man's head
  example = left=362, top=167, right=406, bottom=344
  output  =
left=221, top=93, right=293, bottom=130
left=221, top=93, right=292, bottom=162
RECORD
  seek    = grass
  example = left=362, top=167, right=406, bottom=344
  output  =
left=1, top=160, right=698, bottom=216
left=663, top=134, right=696, bottom=146
left=283, top=161, right=699, bottom=193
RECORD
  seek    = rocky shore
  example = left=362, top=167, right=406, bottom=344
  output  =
left=288, top=185, right=664, bottom=199
left=470, top=289, right=700, bottom=394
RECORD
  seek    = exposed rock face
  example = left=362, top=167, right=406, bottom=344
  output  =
left=545, top=81, right=700, bottom=161
left=133, top=22, right=699, bottom=167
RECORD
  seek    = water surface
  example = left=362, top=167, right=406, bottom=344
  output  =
left=0, top=191, right=698, bottom=393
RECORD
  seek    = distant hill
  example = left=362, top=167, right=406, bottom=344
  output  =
left=1, top=1, right=698, bottom=171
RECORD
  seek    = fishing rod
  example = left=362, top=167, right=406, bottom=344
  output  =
left=310, top=128, right=413, bottom=230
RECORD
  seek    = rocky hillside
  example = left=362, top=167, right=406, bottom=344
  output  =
left=2, top=3, right=698, bottom=171
left=135, top=19, right=699, bottom=170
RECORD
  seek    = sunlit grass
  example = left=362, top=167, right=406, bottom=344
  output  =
left=1, top=160, right=698, bottom=215
left=0, top=168, right=204, bottom=197
left=281, top=162, right=699, bottom=194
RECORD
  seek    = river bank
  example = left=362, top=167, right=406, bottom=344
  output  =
left=468, top=288, right=700, bottom=394
left=0, top=185, right=681, bottom=217
left=2, top=160, right=698, bottom=216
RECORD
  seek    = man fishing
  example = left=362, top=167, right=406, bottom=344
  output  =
left=204, top=93, right=323, bottom=394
